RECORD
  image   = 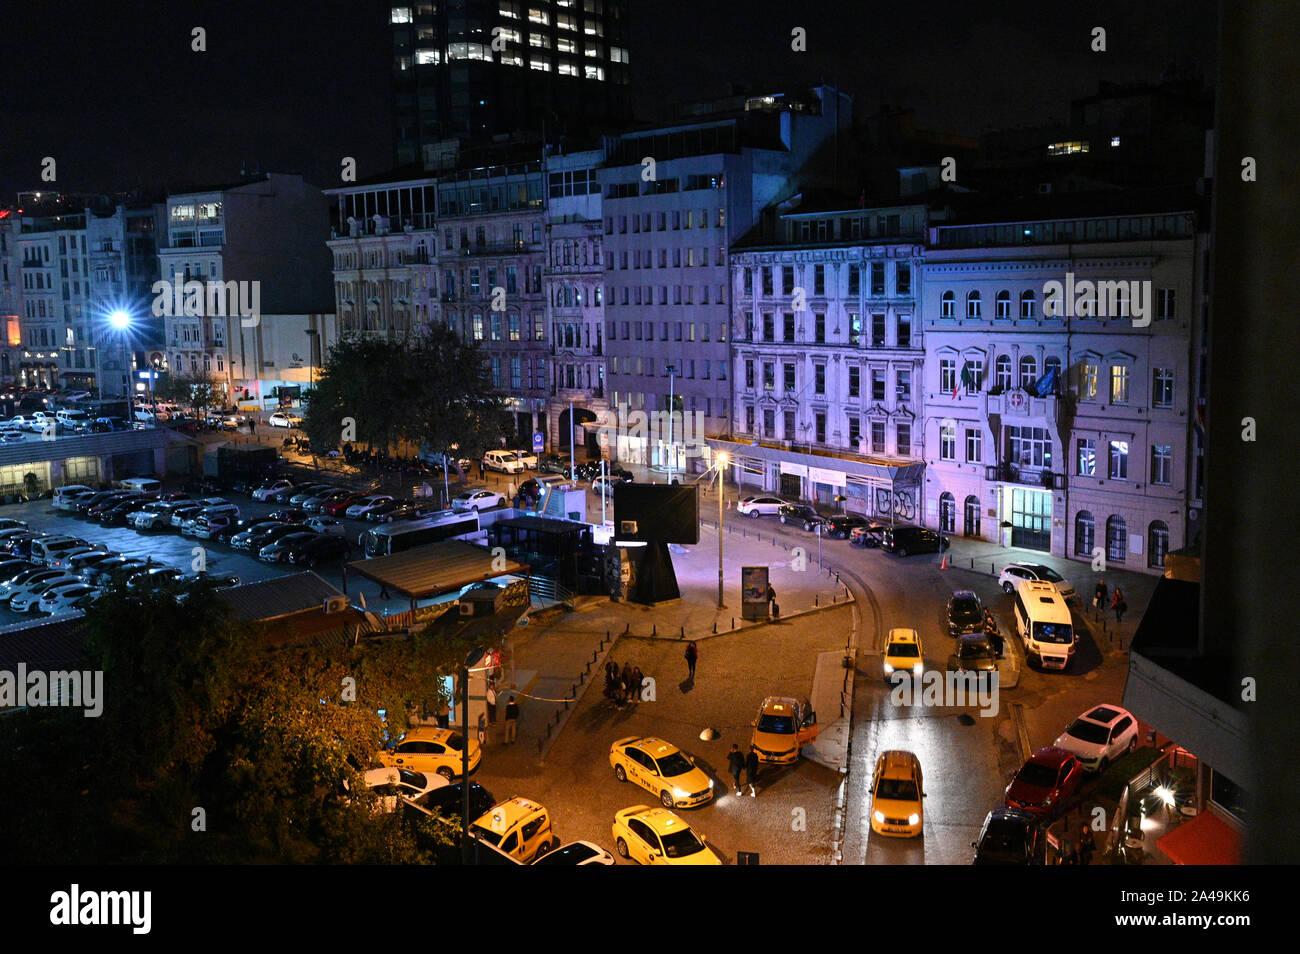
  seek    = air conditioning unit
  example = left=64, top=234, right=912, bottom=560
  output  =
left=459, top=601, right=475, bottom=616
left=323, top=595, right=349, bottom=614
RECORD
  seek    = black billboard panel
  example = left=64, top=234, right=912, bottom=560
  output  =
left=612, top=483, right=699, bottom=544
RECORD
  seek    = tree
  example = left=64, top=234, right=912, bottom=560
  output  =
left=155, top=370, right=222, bottom=416
left=302, top=326, right=510, bottom=463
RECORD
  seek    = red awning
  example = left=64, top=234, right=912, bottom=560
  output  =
left=1157, top=808, right=1243, bottom=865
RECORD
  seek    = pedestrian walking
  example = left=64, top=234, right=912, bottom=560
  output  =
left=1094, top=579, right=1108, bottom=613
left=684, top=641, right=698, bottom=680
left=504, top=695, right=519, bottom=743
left=1112, top=587, right=1126, bottom=623
left=507, top=480, right=517, bottom=502
left=745, top=745, right=760, bottom=796
left=486, top=681, right=498, bottom=723
left=727, top=743, right=745, bottom=793
left=1079, top=824, right=1096, bottom=865
left=630, top=665, right=644, bottom=703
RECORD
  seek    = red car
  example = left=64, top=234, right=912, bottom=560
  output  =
left=1005, top=746, right=1083, bottom=817
left=321, top=492, right=367, bottom=517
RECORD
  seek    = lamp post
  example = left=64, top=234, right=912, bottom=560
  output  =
left=665, top=364, right=677, bottom=483
left=716, top=451, right=728, bottom=608
left=108, top=310, right=134, bottom=426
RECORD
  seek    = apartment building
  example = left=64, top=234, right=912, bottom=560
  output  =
left=718, top=201, right=928, bottom=516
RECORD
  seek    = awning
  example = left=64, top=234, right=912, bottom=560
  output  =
left=1156, top=808, right=1243, bottom=865
left=347, top=539, right=530, bottom=600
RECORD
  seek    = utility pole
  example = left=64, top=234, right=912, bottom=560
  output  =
left=717, top=453, right=727, bottom=608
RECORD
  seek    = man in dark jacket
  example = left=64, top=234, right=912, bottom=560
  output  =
left=727, top=743, right=745, bottom=794
left=504, top=696, right=520, bottom=744
left=745, top=745, right=760, bottom=797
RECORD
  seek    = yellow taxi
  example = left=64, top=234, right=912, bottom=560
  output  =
left=750, top=696, right=818, bottom=763
left=883, top=628, right=924, bottom=681
left=609, top=736, right=714, bottom=808
left=375, top=726, right=481, bottom=781
left=611, top=805, right=721, bottom=865
left=470, top=796, right=556, bottom=863
left=870, top=750, right=925, bottom=838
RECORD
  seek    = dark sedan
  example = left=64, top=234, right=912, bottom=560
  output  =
left=365, top=499, right=408, bottom=522
left=422, top=781, right=497, bottom=824
left=824, top=514, right=868, bottom=539
left=777, top=504, right=827, bottom=531
left=946, top=634, right=999, bottom=681
left=285, top=533, right=350, bottom=568
left=268, top=507, right=308, bottom=523
left=972, top=808, right=1050, bottom=865
left=947, top=590, right=986, bottom=638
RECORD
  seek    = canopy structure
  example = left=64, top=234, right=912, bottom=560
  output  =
left=346, top=539, right=530, bottom=601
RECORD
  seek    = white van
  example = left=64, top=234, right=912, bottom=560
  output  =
left=55, top=409, right=91, bottom=431
left=53, top=485, right=96, bottom=510
left=482, top=450, right=525, bottom=474
left=30, top=536, right=89, bottom=568
left=119, top=477, right=162, bottom=494
left=133, top=408, right=156, bottom=426
left=1013, top=579, right=1077, bottom=670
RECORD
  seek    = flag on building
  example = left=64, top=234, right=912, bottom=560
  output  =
left=954, top=362, right=973, bottom=399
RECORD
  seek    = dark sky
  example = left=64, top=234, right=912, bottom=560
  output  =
left=0, top=0, right=1216, bottom=199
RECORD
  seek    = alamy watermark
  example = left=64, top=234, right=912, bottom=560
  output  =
left=0, top=664, right=104, bottom=717
left=596, top=404, right=709, bottom=459
left=888, top=670, right=999, bottom=718
left=1042, top=272, right=1151, bottom=326
left=151, top=273, right=261, bottom=327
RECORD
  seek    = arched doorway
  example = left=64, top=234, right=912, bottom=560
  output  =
left=939, top=492, right=955, bottom=533
left=963, top=495, right=981, bottom=537
left=557, top=406, right=598, bottom=459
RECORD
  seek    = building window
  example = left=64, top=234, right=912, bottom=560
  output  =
left=896, top=422, right=911, bottom=456
left=871, top=314, right=886, bottom=346
left=783, top=313, right=795, bottom=342
left=939, top=492, right=955, bottom=533
left=784, top=363, right=796, bottom=392
left=1150, top=443, right=1172, bottom=485
left=1106, top=515, right=1127, bottom=562
left=814, top=314, right=825, bottom=343
left=763, top=313, right=774, bottom=341
left=940, top=290, right=955, bottom=318
left=995, top=355, right=1012, bottom=391
left=849, top=267, right=860, bottom=296
left=848, top=313, right=861, bottom=346
left=814, top=364, right=825, bottom=395
left=870, top=262, right=885, bottom=296
left=940, top=423, right=956, bottom=461
left=1077, top=438, right=1096, bottom=476
left=897, top=315, right=912, bottom=347
left=896, top=263, right=911, bottom=295
left=814, top=264, right=825, bottom=295
left=1108, top=439, right=1129, bottom=479
left=1075, top=510, right=1095, bottom=556
left=1152, top=367, right=1174, bottom=408
left=848, top=415, right=861, bottom=446
left=815, top=413, right=826, bottom=444
left=940, top=358, right=957, bottom=393
left=1020, top=289, right=1035, bottom=318
left=1157, top=288, right=1176, bottom=321
left=996, top=290, right=1011, bottom=319
left=871, top=420, right=886, bottom=454
left=897, top=369, right=911, bottom=402
left=1148, top=521, right=1170, bottom=569
left=965, top=360, right=983, bottom=394
left=1008, top=425, right=1052, bottom=469
left=1080, top=362, right=1098, bottom=401
left=1110, top=365, right=1130, bottom=404
left=871, top=369, right=885, bottom=401
left=763, top=362, right=774, bottom=390
left=848, top=365, right=860, bottom=397
left=966, top=291, right=981, bottom=319
left=1019, top=355, right=1037, bottom=389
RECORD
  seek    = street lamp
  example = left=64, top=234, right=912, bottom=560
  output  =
left=106, top=310, right=135, bottom=426
left=665, top=364, right=677, bottom=484
left=716, top=451, right=728, bottom=608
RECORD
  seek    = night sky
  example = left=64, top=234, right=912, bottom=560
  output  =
left=1, top=0, right=1216, bottom=199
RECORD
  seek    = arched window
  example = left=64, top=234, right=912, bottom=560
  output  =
left=1020, top=289, right=1036, bottom=318
left=1148, top=521, right=1170, bottom=569
left=1106, top=515, right=1127, bottom=562
left=941, top=290, right=955, bottom=318
left=1019, top=355, right=1037, bottom=389
left=1075, top=511, right=1095, bottom=555
left=966, top=291, right=982, bottom=319
left=939, top=492, right=955, bottom=533
left=1044, top=356, right=1062, bottom=381
left=995, top=355, right=1013, bottom=391
left=964, top=495, right=981, bottom=537
left=996, top=290, right=1011, bottom=318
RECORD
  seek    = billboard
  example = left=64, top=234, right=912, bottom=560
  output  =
left=612, top=483, right=700, bottom=545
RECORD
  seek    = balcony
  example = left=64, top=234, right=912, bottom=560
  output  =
left=462, top=241, right=539, bottom=257
left=985, top=462, right=1064, bottom=489
left=982, top=390, right=1059, bottom=422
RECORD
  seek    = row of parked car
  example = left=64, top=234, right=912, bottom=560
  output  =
left=737, top=495, right=951, bottom=556
left=0, top=516, right=240, bottom=617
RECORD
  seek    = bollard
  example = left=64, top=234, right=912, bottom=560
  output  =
left=680, top=626, right=685, bottom=638
left=713, top=621, right=717, bottom=633
left=815, top=595, right=819, bottom=607
left=652, top=624, right=657, bottom=636
left=731, top=617, right=735, bottom=629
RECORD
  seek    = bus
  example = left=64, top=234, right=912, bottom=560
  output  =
left=363, top=511, right=482, bottom=557
left=1012, top=579, right=1076, bottom=670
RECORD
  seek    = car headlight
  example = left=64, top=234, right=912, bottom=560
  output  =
left=673, top=788, right=688, bottom=798
left=908, top=813, right=919, bottom=826
left=1043, top=795, right=1053, bottom=806
left=873, top=811, right=885, bottom=824
left=708, top=779, right=714, bottom=789
left=883, top=663, right=894, bottom=674
left=912, top=663, right=923, bottom=675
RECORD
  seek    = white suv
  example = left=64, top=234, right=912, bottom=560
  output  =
left=482, top=450, right=525, bottom=474
left=737, top=495, right=787, bottom=518
left=999, top=562, right=1076, bottom=602
left=1053, top=705, right=1140, bottom=772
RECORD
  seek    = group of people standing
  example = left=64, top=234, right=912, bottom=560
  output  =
left=604, top=660, right=645, bottom=708
left=1094, top=579, right=1128, bottom=622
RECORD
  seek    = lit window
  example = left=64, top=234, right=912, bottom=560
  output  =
left=558, top=60, right=578, bottom=76
left=584, top=64, right=604, bottom=80
left=390, top=7, right=413, bottom=24
left=528, top=7, right=549, bottom=24
left=415, top=49, right=440, bottom=65
left=557, top=37, right=577, bottom=53
left=530, top=57, right=551, bottom=71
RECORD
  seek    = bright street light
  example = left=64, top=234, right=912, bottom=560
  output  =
left=108, top=310, right=131, bottom=330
